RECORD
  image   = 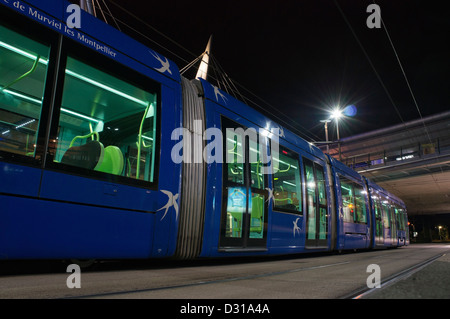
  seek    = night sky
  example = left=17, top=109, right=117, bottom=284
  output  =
left=104, top=0, right=449, bottom=143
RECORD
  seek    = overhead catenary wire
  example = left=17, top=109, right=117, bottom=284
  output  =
left=93, top=0, right=323, bottom=143
left=336, top=1, right=439, bottom=150
left=333, top=0, right=424, bottom=156
left=333, top=0, right=406, bottom=125
left=334, top=0, right=444, bottom=195
left=372, top=0, right=445, bottom=184
left=97, top=0, right=121, bottom=31
left=108, top=0, right=199, bottom=61
left=188, top=51, right=322, bottom=142
left=372, top=0, right=434, bottom=145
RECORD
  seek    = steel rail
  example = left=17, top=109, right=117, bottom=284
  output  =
left=342, top=253, right=445, bottom=299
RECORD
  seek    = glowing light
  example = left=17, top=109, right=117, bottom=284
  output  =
left=60, top=108, right=101, bottom=123
left=0, top=40, right=48, bottom=65
left=65, top=69, right=148, bottom=107
left=330, top=108, right=343, bottom=119
left=283, top=181, right=296, bottom=187
left=1, top=88, right=42, bottom=104
left=0, top=41, right=148, bottom=107
left=343, top=104, right=357, bottom=117
left=15, top=119, right=35, bottom=129
left=396, top=155, right=414, bottom=161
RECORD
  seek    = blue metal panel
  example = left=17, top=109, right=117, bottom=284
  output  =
left=270, top=212, right=305, bottom=252
left=0, top=195, right=153, bottom=259
left=0, top=162, right=41, bottom=197
left=343, top=234, right=367, bottom=250
left=11, top=0, right=64, bottom=22
left=152, top=85, right=183, bottom=257
left=199, top=106, right=222, bottom=257
left=343, top=223, right=370, bottom=249
left=39, top=170, right=159, bottom=212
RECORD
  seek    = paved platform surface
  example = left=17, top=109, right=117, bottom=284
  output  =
left=365, top=250, right=450, bottom=299
left=1, top=244, right=449, bottom=299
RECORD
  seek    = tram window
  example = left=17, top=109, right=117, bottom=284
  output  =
left=354, top=184, right=367, bottom=223
left=394, top=206, right=399, bottom=229
left=389, top=205, right=396, bottom=230
left=53, top=57, right=158, bottom=182
left=249, top=191, right=265, bottom=238
left=339, top=176, right=355, bottom=222
left=304, top=159, right=317, bottom=240
left=316, top=165, right=327, bottom=206
left=272, top=146, right=302, bottom=214
left=381, top=200, right=390, bottom=228
left=403, top=211, right=408, bottom=232
left=226, top=129, right=245, bottom=184
left=339, top=175, right=367, bottom=224
left=401, top=208, right=406, bottom=230
left=224, top=186, right=247, bottom=238
left=371, top=191, right=381, bottom=219
left=0, top=25, right=50, bottom=158
left=372, top=193, right=384, bottom=237
left=398, top=208, right=405, bottom=230
left=249, top=135, right=266, bottom=190
left=315, top=165, right=328, bottom=240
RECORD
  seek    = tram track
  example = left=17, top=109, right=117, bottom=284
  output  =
left=72, top=247, right=449, bottom=299
left=341, top=252, right=446, bottom=299
left=65, top=260, right=352, bottom=299
left=1, top=245, right=448, bottom=299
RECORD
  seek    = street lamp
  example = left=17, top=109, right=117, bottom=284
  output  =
left=320, top=119, right=331, bottom=154
left=330, top=107, right=343, bottom=160
left=330, top=108, right=343, bottom=121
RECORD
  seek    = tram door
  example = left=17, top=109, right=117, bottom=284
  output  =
left=219, top=120, right=268, bottom=249
left=304, top=158, right=328, bottom=248
left=389, top=204, right=398, bottom=245
left=381, top=200, right=391, bottom=245
left=373, top=196, right=384, bottom=246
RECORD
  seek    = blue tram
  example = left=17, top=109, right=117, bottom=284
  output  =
left=0, top=0, right=408, bottom=260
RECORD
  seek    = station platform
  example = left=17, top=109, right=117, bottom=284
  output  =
left=364, top=249, right=450, bottom=299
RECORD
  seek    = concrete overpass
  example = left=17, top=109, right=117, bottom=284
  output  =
left=320, top=110, right=450, bottom=216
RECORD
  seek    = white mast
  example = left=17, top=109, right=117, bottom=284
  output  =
left=80, top=0, right=95, bottom=16
left=195, top=35, right=213, bottom=80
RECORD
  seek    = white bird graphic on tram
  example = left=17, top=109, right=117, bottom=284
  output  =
left=293, top=218, right=301, bottom=237
left=158, top=190, right=179, bottom=221
left=149, top=50, right=172, bottom=75
left=213, top=85, right=227, bottom=103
